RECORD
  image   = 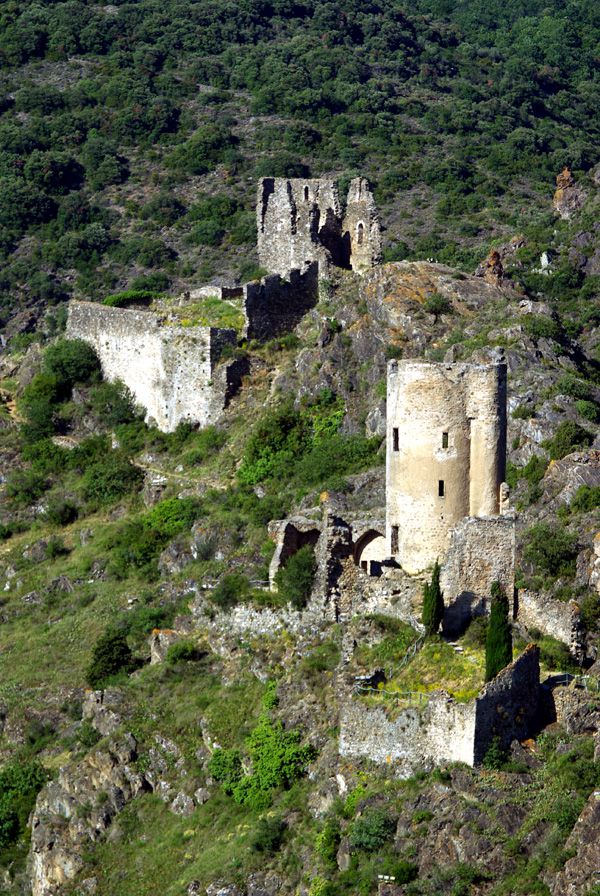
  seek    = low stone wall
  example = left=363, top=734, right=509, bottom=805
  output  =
left=441, top=515, right=516, bottom=636
left=516, top=590, right=586, bottom=660
left=242, top=263, right=318, bottom=341
left=67, top=301, right=240, bottom=432
left=339, top=646, right=540, bottom=774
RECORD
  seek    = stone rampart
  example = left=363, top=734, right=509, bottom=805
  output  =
left=517, top=590, right=586, bottom=660
left=441, top=515, right=516, bottom=636
left=67, top=301, right=241, bottom=432
left=339, top=646, right=539, bottom=774
left=242, top=263, right=318, bottom=341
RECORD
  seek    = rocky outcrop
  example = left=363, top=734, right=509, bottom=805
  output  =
left=29, top=734, right=147, bottom=896
left=553, top=167, right=587, bottom=220
left=551, top=791, right=600, bottom=895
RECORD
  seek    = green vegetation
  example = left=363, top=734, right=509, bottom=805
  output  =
left=274, top=545, right=317, bottom=610
left=0, top=761, right=47, bottom=850
left=523, top=522, right=579, bottom=578
left=86, top=628, right=135, bottom=688
left=485, top=582, right=513, bottom=682
left=422, top=561, right=444, bottom=636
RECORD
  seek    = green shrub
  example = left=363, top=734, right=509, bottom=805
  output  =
left=6, top=467, right=48, bottom=507
left=424, top=292, right=452, bottom=317
left=348, top=807, right=396, bottom=852
left=78, top=720, right=102, bottom=749
left=523, top=522, right=578, bottom=577
left=45, top=536, right=69, bottom=560
left=570, top=485, right=600, bottom=513
left=207, top=748, right=243, bottom=794
left=165, top=641, right=203, bottom=664
left=43, top=338, right=101, bottom=396
left=555, top=375, right=593, bottom=400
left=250, top=816, right=286, bottom=853
left=485, top=582, right=512, bottom=681
left=576, top=399, right=600, bottom=423
left=210, top=573, right=251, bottom=609
left=521, top=314, right=561, bottom=341
left=88, top=381, right=138, bottom=426
left=274, top=545, right=317, bottom=610
left=44, top=497, right=78, bottom=526
left=315, top=817, right=341, bottom=866
left=86, top=628, right=135, bottom=688
left=536, top=635, right=577, bottom=672
left=422, top=560, right=444, bottom=635
left=103, top=290, right=160, bottom=308
left=543, top=421, right=593, bottom=460
left=0, top=761, right=48, bottom=849
left=82, top=453, right=143, bottom=506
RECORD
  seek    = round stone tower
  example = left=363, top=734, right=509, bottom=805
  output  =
left=386, top=359, right=507, bottom=574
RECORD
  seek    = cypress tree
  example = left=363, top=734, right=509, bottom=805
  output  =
left=422, top=560, right=444, bottom=635
left=485, top=581, right=513, bottom=681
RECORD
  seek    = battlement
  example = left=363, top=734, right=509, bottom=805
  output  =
left=256, top=176, right=381, bottom=277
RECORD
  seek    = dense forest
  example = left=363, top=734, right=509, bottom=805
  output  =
left=2, top=0, right=600, bottom=328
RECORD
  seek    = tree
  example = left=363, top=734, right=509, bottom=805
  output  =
left=86, top=628, right=135, bottom=688
left=485, top=581, right=513, bottom=682
left=422, top=560, right=444, bottom=635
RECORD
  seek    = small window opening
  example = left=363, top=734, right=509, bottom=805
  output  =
left=304, top=185, right=309, bottom=201
left=357, top=222, right=364, bottom=246
left=438, top=480, right=445, bottom=497
left=442, top=431, right=448, bottom=448
left=391, top=525, right=399, bottom=553
left=392, top=427, right=399, bottom=452
left=361, top=561, right=368, bottom=572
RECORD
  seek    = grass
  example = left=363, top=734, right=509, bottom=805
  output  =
left=361, top=636, right=486, bottom=710
left=158, top=296, right=245, bottom=332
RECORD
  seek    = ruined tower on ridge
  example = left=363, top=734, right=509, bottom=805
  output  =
left=256, top=176, right=381, bottom=277
left=386, top=359, right=508, bottom=575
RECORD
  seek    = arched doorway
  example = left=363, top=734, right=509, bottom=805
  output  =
left=354, top=530, right=386, bottom=577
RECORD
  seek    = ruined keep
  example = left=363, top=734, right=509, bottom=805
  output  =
left=386, top=359, right=508, bottom=575
left=67, top=302, right=244, bottom=432
left=256, top=176, right=381, bottom=277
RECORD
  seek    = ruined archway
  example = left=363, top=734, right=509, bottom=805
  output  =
left=354, top=529, right=386, bottom=577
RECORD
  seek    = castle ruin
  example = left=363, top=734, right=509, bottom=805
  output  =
left=256, top=176, right=381, bottom=277
left=386, top=359, right=508, bottom=575
left=66, top=302, right=245, bottom=432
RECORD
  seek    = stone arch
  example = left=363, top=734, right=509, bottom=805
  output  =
left=269, top=521, right=321, bottom=590
left=354, top=529, right=386, bottom=577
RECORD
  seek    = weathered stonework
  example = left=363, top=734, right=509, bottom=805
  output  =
left=242, top=263, right=318, bottom=341
left=516, top=590, right=586, bottom=660
left=256, top=177, right=381, bottom=277
left=386, top=359, right=507, bottom=574
left=67, top=301, right=243, bottom=432
left=441, top=515, right=516, bottom=636
left=339, top=646, right=540, bottom=774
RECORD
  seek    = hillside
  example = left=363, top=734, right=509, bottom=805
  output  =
left=1, top=2, right=600, bottom=896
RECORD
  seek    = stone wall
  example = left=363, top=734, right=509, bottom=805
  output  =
left=67, top=301, right=242, bottom=432
left=256, top=176, right=380, bottom=277
left=242, top=263, right=318, bottom=341
left=386, top=359, right=507, bottom=574
left=516, top=590, right=586, bottom=660
left=339, top=646, right=540, bottom=773
left=441, top=515, right=516, bottom=636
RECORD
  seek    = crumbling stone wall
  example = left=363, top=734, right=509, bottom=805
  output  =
left=256, top=177, right=381, bottom=277
left=242, top=263, right=318, bottom=341
left=386, top=359, right=508, bottom=574
left=441, top=515, right=516, bottom=636
left=339, top=646, right=540, bottom=773
left=67, top=301, right=241, bottom=432
left=517, top=590, right=586, bottom=660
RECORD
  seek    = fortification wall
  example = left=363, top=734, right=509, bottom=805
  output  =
left=386, top=360, right=507, bottom=574
left=441, top=515, right=516, bottom=635
left=339, top=646, right=540, bottom=773
left=242, top=263, right=318, bottom=340
left=67, top=301, right=238, bottom=432
left=517, top=590, right=586, bottom=660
